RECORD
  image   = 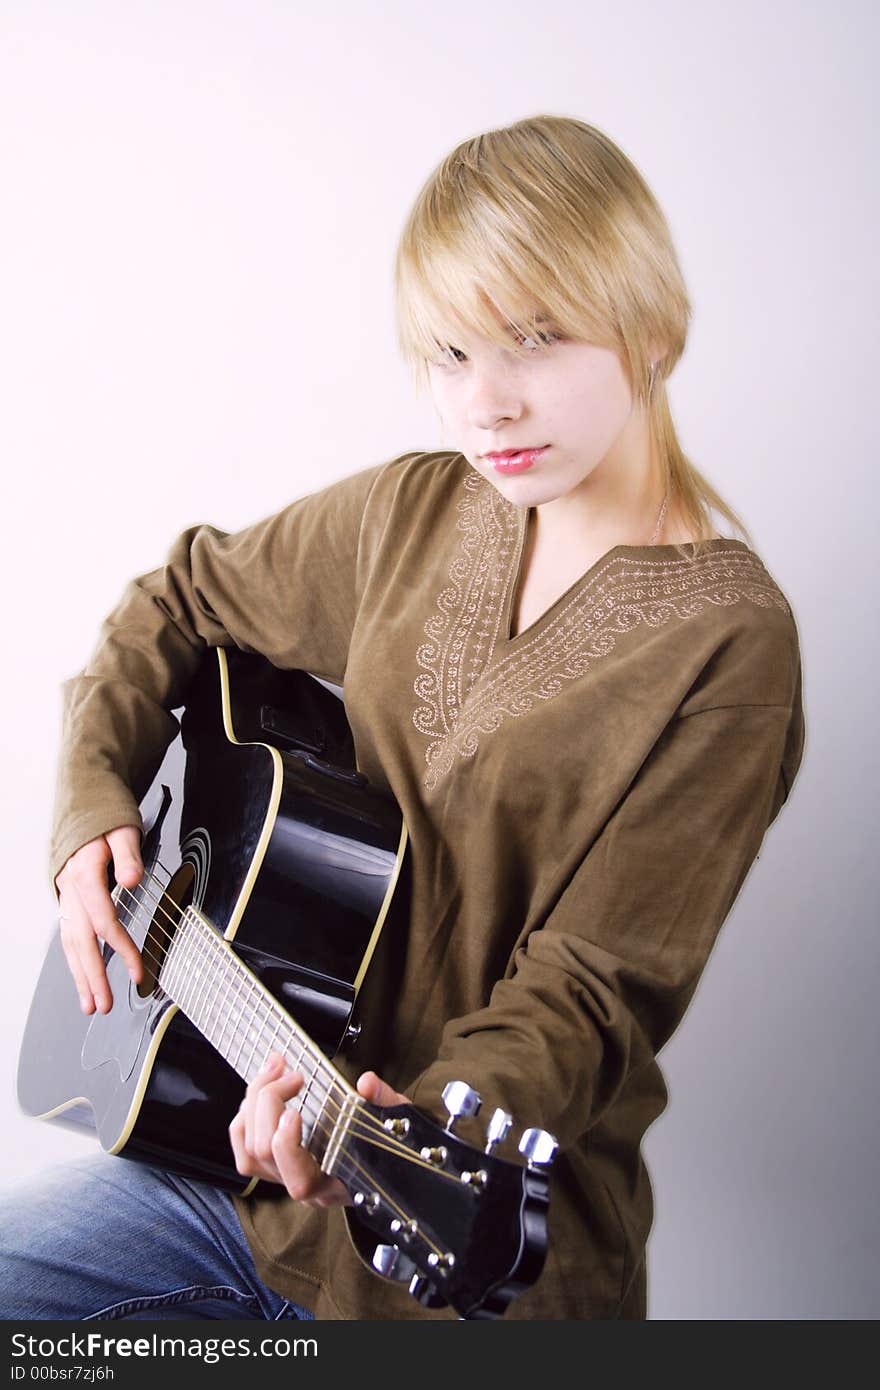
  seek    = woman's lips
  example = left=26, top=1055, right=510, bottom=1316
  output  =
left=485, top=445, right=549, bottom=474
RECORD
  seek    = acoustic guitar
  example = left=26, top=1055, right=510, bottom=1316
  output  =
left=18, top=647, right=556, bottom=1319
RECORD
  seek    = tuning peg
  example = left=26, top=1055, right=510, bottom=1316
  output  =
left=372, top=1244, right=416, bottom=1283
left=518, top=1127, right=559, bottom=1169
left=441, top=1080, right=482, bottom=1134
left=408, top=1272, right=449, bottom=1309
left=484, top=1107, right=513, bottom=1154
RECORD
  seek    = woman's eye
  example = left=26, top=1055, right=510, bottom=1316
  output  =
left=430, top=345, right=467, bottom=368
left=429, top=329, right=561, bottom=369
left=518, top=330, right=560, bottom=351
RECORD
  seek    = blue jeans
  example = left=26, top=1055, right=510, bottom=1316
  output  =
left=0, top=1153, right=314, bottom=1320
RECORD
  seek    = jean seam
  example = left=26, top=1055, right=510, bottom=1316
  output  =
left=85, top=1283, right=262, bottom=1321
left=274, top=1301, right=313, bottom=1320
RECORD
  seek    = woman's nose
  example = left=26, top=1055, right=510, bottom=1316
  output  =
left=466, top=363, right=524, bottom=431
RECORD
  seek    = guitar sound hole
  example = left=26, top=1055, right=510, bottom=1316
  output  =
left=137, top=862, right=196, bottom=998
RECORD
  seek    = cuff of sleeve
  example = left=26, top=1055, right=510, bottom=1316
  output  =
left=49, top=801, right=145, bottom=899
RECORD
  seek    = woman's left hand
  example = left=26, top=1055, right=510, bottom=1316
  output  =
left=228, top=1053, right=409, bottom=1206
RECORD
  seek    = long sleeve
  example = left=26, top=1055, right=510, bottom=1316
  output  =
left=406, top=684, right=805, bottom=1154
left=49, top=457, right=401, bottom=886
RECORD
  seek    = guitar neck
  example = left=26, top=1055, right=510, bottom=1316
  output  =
left=160, top=904, right=359, bottom=1170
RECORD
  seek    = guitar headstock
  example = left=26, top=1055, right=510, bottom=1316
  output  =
left=337, top=1081, right=557, bottom=1319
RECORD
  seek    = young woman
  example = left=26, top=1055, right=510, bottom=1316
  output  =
left=2, top=114, right=805, bottom=1320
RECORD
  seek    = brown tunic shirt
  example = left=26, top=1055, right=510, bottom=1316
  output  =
left=49, top=450, right=806, bottom=1319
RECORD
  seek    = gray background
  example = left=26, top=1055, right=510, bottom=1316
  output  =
left=1, top=0, right=876, bottom=1319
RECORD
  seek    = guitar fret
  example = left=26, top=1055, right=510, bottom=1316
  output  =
left=190, top=923, right=215, bottom=1035
left=156, top=904, right=354, bottom=1171
left=208, top=931, right=244, bottom=1063
left=169, top=926, right=192, bottom=1008
left=161, top=904, right=351, bottom=1167
left=223, top=972, right=250, bottom=1063
left=120, top=880, right=376, bottom=1259
left=176, top=916, right=238, bottom=1065
left=180, top=925, right=216, bottom=1044
left=310, top=1078, right=330, bottom=1146
left=187, top=930, right=210, bottom=1023
left=190, top=927, right=214, bottom=1032
left=229, top=965, right=253, bottom=1070
left=240, top=968, right=268, bottom=1082
left=212, top=950, right=237, bottom=1062
left=158, top=922, right=177, bottom=995
left=189, top=917, right=226, bottom=1049
left=198, top=935, right=225, bottom=1036
left=249, top=1002, right=284, bottom=1083
left=242, top=974, right=269, bottom=1069
left=244, top=1008, right=263, bottom=1077
left=264, top=1013, right=283, bottom=1066
left=213, top=951, right=246, bottom=1062
left=165, top=936, right=184, bottom=1002
left=298, top=1051, right=323, bottom=1148
left=175, top=931, right=197, bottom=1017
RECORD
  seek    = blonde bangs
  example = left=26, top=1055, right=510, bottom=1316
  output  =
left=395, top=239, right=573, bottom=389
left=394, top=124, right=620, bottom=388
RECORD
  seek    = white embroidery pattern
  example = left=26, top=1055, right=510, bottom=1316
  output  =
left=412, top=473, right=790, bottom=791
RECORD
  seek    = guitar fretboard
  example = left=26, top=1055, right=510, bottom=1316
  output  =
left=159, top=905, right=356, bottom=1167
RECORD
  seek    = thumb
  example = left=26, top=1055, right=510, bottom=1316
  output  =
left=356, top=1071, right=409, bottom=1108
left=106, top=825, right=143, bottom=888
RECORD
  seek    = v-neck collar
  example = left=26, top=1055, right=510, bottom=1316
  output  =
left=410, top=469, right=776, bottom=793
left=500, top=503, right=749, bottom=647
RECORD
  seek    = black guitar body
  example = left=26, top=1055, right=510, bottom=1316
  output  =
left=18, top=648, right=407, bottom=1191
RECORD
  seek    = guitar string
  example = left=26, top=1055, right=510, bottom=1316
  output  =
left=113, top=882, right=454, bottom=1251
left=113, top=871, right=388, bottom=1150
left=112, top=880, right=459, bottom=1241
left=113, top=866, right=401, bottom=1139
left=107, top=878, right=460, bottom=1247
left=114, top=874, right=486, bottom=1200
left=158, top=900, right=460, bottom=1253
left=114, top=875, right=375, bottom=1146
left=110, top=872, right=469, bottom=1189
left=113, top=872, right=483, bottom=1189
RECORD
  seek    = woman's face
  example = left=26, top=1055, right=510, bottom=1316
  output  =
left=426, top=317, right=652, bottom=510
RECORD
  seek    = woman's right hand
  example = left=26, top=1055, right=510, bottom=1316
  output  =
left=55, top=826, right=145, bottom=1015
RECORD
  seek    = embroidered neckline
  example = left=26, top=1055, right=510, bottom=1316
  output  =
left=412, top=470, right=789, bottom=791
left=503, top=503, right=737, bottom=644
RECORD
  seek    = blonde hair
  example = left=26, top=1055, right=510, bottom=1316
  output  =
left=393, top=114, right=751, bottom=555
